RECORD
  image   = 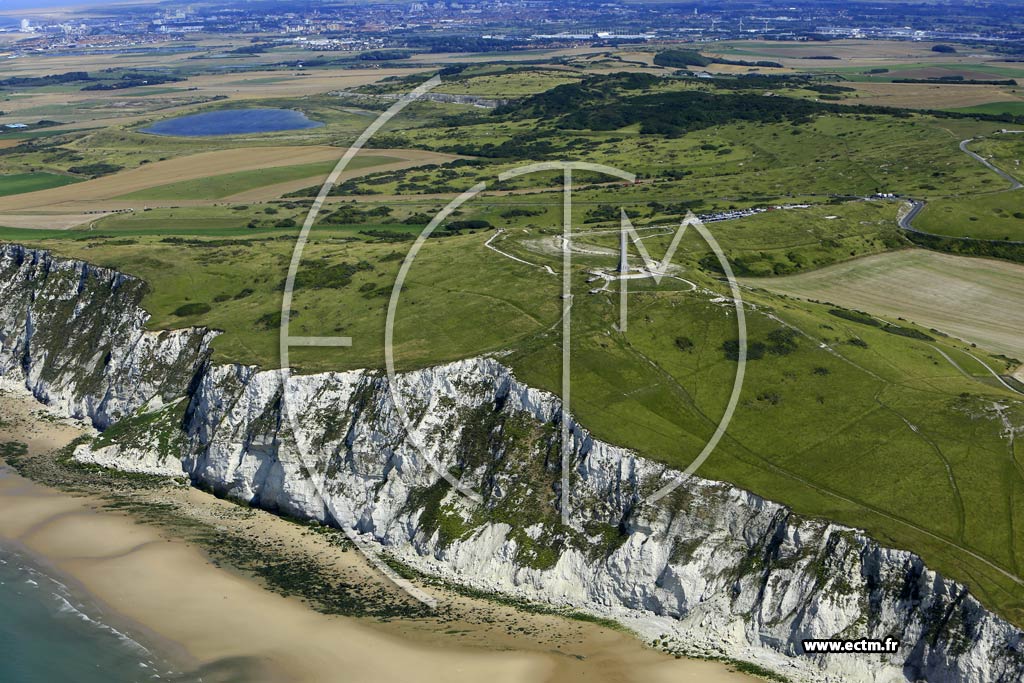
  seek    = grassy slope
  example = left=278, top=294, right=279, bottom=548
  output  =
left=912, top=134, right=1024, bottom=240
left=501, top=231, right=1024, bottom=628
left=915, top=191, right=1024, bottom=241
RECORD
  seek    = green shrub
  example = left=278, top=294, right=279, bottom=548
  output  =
left=828, top=308, right=880, bottom=326
left=172, top=302, right=211, bottom=317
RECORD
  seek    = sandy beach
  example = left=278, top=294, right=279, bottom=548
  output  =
left=0, top=385, right=755, bottom=683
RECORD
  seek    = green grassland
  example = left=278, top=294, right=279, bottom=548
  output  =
left=292, top=112, right=1001, bottom=202
left=910, top=133, right=1024, bottom=241
left=974, top=134, right=1024, bottom=180
left=333, top=102, right=1003, bottom=202
left=915, top=191, right=1024, bottom=241
left=4, top=63, right=1024, bottom=629
left=950, top=102, right=1024, bottom=117
left=77, top=202, right=434, bottom=237
left=568, top=200, right=905, bottom=276
left=0, top=171, right=81, bottom=196
left=434, top=69, right=583, bottom=97
left=0, top=129, right=77, bottom=142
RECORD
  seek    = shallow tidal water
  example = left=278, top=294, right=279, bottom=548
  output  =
left=0, top=542, right=177, bottom=683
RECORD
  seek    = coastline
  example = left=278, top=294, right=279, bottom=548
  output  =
left=0, top=537, right=192, bottom=682
left=0, top=384, right=756, bottom=683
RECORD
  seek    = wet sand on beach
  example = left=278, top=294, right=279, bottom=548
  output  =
left=0, top=386, right=754, bottom=683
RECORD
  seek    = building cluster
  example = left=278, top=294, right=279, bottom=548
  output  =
left=1, top=1, right=1020, bottom=56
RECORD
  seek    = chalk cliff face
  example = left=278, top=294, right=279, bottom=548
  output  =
left=3, top=243, right=1023, bottom=683
left=0, top=244, right=216, bottom=429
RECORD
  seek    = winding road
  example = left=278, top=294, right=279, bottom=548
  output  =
left=959, top=137, right=1023, bottom=191
left=900, top=134, right=1024, bottom=239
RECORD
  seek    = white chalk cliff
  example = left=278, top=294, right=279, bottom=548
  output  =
left=2, top=243, right=1022, bottom=682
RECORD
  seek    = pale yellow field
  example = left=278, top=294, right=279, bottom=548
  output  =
left=0, top=90, right=212, bottom=128
left=713, top=40, right=1009, bottom=67
left=617, top=50, right=658, bottom=66
left=845, top=81, right=1024, bottom=109
left=182, top=67, right=431, bottom=100
left=0, top=212, right=114, bottom=229
left=747, top=249, right=1024, bottom=359
left=406, top=46, right=609, bottom=65
left=705, top=62, right=792, bottom=75
left=0, top=44, right=204, bottom=77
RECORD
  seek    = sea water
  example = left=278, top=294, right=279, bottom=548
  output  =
left=0, top=544, right=177, bottom=683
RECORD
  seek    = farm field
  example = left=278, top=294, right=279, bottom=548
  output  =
left=0, top=212, right=113, bottom=230
left=710, top=39, right=989, bottom=64
left=117, top=154, right=400, bottom=200
left=842, top=81, right=1024, bottom=110
left=0, top=147, right=458, bottom=212
left=0, top=172, right=80, bottom=197
left=950, top=102, right=1024, bottom=116
left=746, top=249, right=1024, bottom=360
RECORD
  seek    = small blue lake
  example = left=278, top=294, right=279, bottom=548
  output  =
left=142, top=108, right=323, bottom=137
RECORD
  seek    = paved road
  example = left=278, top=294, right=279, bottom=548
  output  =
left=959, top=138, right=1023, bottom=190
left=897, top=198, right=927, bottom=233
left=900, top=135, right=1024, bottom=239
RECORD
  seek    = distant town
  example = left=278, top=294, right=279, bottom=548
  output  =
left=2, top=0, right=1022, bottom=57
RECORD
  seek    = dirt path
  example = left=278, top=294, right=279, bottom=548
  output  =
left=484, top=229, right=557, bottom=275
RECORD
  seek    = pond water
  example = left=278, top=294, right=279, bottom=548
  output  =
left=142, top=108, right=323, bottom=137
